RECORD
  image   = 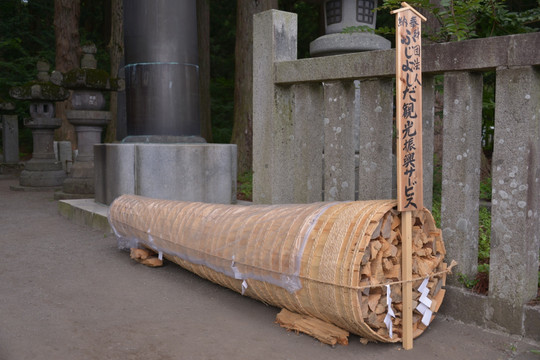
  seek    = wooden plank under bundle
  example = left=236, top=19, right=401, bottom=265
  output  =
left=109, top=195, right=449, bottom=344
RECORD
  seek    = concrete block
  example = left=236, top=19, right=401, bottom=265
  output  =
left=439, top=285, right=488, bottom=328
left=2, top=114, right=19, bottom=163
left=136, top=144, right=236, bottom=204
left=486, top=296, right=524, bottom=335
left=489, top=66, right=540, bottom=306
left=523, top=304, right=540, bottom=342
left=94, top=143, right=236, bottom=205
left=95, top=143, right=136, bottom=204
left=440, top=71, right=483, bottom=282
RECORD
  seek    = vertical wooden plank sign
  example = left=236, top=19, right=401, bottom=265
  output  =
left=391, top=2, right=426, bottom=350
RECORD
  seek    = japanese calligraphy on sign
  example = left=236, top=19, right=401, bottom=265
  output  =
left=392, top=3, right=426, bottom=212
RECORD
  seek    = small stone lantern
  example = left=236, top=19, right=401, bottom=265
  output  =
left=56, top=44, right=122, bottom=199
left=9, top=60, right=70, bottom=189
left=310, top=0, right=390, bottom=56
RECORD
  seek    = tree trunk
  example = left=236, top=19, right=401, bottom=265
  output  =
left=197, top=0, right=212, bottom=142
left=53, top=0, right=80, bottom=147
left=104, top=0, right=123, bottom=143
left=231, top=0, right=277, bottom=175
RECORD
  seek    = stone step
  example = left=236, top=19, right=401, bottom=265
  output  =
left=58, top=198, right=111, bottom=233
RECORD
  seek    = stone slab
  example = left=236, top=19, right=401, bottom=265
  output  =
left=57, top=198, right=111, bottom=233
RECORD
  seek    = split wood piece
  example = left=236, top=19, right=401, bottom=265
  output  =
left=356, top=208, right=447, bottom=341
left=130, top=248, right=163, bottom=267
left=276, top=309, right=349, bottom=346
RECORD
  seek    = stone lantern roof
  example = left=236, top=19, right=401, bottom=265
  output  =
left=9, top=60, right=70, bottom=101
left=0, top=100, right=15, bottom=112
left=61, top=44, right=124, bottom=91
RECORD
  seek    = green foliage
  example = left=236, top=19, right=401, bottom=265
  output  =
left=379, top=0, right=539, bottom=43
left=208, top=1, right=236, bottom=143
left=279, top=0, right=320, bottom=59
left=458, top=272, right=478, bottom=288
left=479, top=177, right=492, bottom=200
left=210, top=77, right=234, bottom=144
left=0, top=0, right=55, bottom=96
left=481, top=72, right=496, bottom=154
left=478, top=207, right=491, bottom=261
left=431, top=198, right=441, bottom=229
left=237, top=171, right=253, bottom=201
left=342, top=25, right=376, bottom=34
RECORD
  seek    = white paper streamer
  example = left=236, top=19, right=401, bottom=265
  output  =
left=383, top=284, right=395, bottom=338
left=241, top=280, right=248, bottom=295
left=416, top=277, right=433, bottom=326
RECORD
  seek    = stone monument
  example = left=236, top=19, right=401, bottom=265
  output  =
left=9, top=61, right=70, bottom=190
left=0, top=99, right=19, bottom=164
left=310, top=0, right=390, bottom=56
left=55, top=44, right=121, bottom=199
left=94, top=0, right=237, bottom=205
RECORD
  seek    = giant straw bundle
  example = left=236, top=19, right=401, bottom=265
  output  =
left=109, top=195, right=448, bottom=343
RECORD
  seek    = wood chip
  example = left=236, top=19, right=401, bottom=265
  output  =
left=276, top=309, right=349, bottom=346
left=130, top=248, right=163, bottom=267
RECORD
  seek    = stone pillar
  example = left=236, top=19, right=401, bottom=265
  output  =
left=253, top=10, right=298, bottom=204
left=54, top=141, right=73, bottom=173
left=290, top=84, right=324, bottom=203
left=356, top=78, right=393, bottom=201
left=440, top=71, right=483, bottom=282
left=123, top=0, right=202, bottom=140
left=323, top=81, right=356, bottom=201
left=9, top=61, right=69, bottom=190
left=1, top=101, right=19, bottom=164
left=488, top=66, right=540, bottom=333
left=422, top=75, right=435, bottom=210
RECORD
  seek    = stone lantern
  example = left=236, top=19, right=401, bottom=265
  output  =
left=310, top=0, right=390, bottom=56
left=55, top=44, right=122, bottom=199
left=9, top=60, right=70, bottom=189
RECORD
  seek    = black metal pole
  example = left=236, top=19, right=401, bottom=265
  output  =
left=123, top=0, right=201, bottom=139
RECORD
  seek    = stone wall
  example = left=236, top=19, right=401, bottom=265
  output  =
left=253, top=10, right=540, bottom=340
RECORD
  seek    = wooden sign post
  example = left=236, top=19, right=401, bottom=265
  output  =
left=391, top=2, right=426, bottom=350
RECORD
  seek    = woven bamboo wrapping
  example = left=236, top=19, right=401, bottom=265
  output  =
left=109, top=194, right=446, bottom=343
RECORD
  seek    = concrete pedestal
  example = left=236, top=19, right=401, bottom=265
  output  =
left=94, top=143, right=237, bottom=205
left=310, top=33, right=390, bottom=57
